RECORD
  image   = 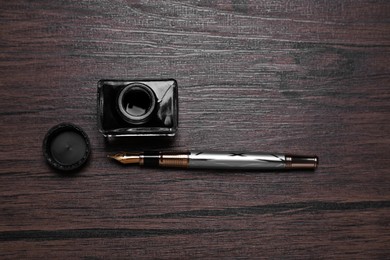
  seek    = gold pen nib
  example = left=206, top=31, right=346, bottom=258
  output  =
left=107, top=153, right=141, bottom=165
left=107, top=153, right=123, bottom=160
left=107, top=154, right=117, bottom=159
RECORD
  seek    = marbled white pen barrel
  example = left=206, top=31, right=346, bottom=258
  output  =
left=108, top=151, right=318, bottom=170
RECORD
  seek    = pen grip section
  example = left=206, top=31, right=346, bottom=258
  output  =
left=141, top=151, right=190, bottom=168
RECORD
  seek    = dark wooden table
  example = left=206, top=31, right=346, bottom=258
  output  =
left=1, top=1, right=389, bottom=258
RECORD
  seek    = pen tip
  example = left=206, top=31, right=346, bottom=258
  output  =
left=107, top=153, right=140, bottom=164
left=107, top=153, right=121, bottom=161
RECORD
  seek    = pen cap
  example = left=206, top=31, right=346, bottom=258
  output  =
left=43, top=123, right=91, bottom=172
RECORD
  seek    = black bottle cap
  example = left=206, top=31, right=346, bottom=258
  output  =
left=43, top=123, right=91, bottom=172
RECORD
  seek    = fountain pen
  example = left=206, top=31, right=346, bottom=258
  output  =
left=108, top=151, right=318, bottom=170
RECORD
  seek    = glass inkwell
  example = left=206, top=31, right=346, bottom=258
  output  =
left=97, top=79, right=178, bottom=137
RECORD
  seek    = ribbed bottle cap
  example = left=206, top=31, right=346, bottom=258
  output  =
left=43, top=123, right=91, bottom=172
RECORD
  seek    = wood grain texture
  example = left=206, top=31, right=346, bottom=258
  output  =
left=0, top=0, right=389, bottom=258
